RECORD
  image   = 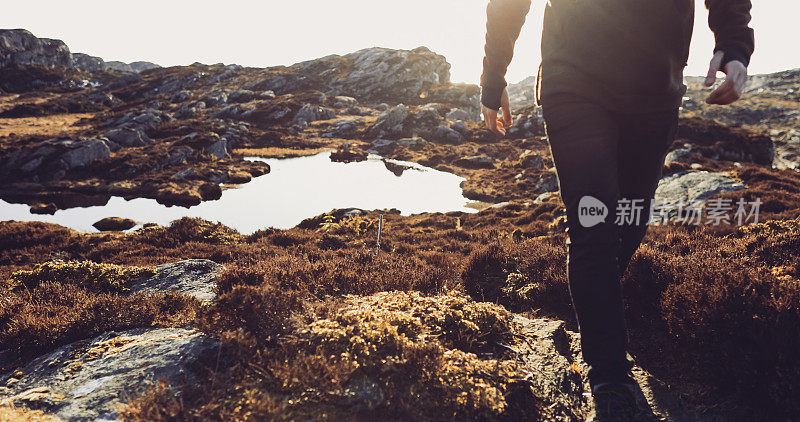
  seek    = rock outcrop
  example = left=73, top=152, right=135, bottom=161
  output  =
left=0, top=138, right=111, bottom=182
left=129, top=259, right=224, bottom=302
left=0, top=29, right=71, bottom=69
left=71, top=53, right=104, bottom=72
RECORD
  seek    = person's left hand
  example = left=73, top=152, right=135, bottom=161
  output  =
left=705, top=51, right=748, bottom=105
left=482, top=88, right=512, bottom=136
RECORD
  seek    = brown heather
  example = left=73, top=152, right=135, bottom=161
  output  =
left=1, top=203, right=799, bottom=419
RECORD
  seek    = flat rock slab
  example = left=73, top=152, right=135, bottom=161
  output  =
left=0, top=328, right=217, bottom=421
left=655, top=170, right=746, bottom=210
left=130, top=259, right=223, bottom=302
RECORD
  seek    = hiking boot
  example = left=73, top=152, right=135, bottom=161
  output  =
left=589, top=381, right=637, bottom=422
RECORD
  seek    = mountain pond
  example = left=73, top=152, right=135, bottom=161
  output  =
left=0, top=152, right=479, bottom=234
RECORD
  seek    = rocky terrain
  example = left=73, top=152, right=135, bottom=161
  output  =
left=1, top=29, right=800, bottom=421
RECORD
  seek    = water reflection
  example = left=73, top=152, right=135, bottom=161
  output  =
left=0, top=152, right=477, bottom=234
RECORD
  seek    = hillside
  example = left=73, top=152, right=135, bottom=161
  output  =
left=1, top=29, right=800, bottom=421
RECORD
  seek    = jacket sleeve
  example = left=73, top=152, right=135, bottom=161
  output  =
left=705, top=0, right=755, bottom=68
left=480, top=0, right=532, bottom=110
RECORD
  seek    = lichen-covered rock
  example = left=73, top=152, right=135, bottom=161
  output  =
left=0, top=328, right=217, bottom=421
left=129, top=259, right=224, bottom=302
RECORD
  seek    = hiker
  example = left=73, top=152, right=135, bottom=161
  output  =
left=479, top=0, right=753, bottom=420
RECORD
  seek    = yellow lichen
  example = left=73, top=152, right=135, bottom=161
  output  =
left=6, top=260, right=156, bottom=293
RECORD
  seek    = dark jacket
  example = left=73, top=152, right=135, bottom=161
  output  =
left=480, top=0, right=755, bottom=113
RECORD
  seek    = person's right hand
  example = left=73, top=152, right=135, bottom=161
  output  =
left=705, top=51, right=748, bottom=105
left=482, top=88, right=512, bottom=136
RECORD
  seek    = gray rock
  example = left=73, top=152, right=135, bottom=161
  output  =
left=226, top=89, right=257, bottom=103
left=171, top=168, right=198, bottom=181
left=535, top=171, right=560, bottom=192
left=0, top=328, right=217, bottom=421
left=454, top=155, right=495, bottom=169
left=654, top=170, right=746, bottom=214
left=129, top=259, right=223, bottom=302
left=446, top=108, right=472, bottom=121
left=205, top=139, right=230, bottom=160
left=170, top=90, right=192, bottom=103
left=59, top=139, right=111, bottom=169
left=104, top=128, right=152, bottom=148
left=664, top=147, right=693, bottom=165
left=294, top=104, right=336, bottom=124
left=432, top=124, right=463, bottom=144
left=333, top=96, right=358, bottom=108
left=450, top=120, right=469, bottom=135
left=201, top=92, right=228, bottom=107
left=506, top=75, right=537, bottom=110
left=104, top=60, right=133, bottom=72
left=323, top=117, right=363, bottom=138
left=129, top=61, right=160, bottom=73
left=507, top=108, right=545, bottom=138
left=0, top=29, right=71, bottom=68
left=369, top=104, right=408, bottom=137
left=72, top=53, right=105, bottom=72
left=294, top=46, right=451, bottom=104
left=518, top=150, right=545, bottom=169
left=107, top=109, right=168, bottom=133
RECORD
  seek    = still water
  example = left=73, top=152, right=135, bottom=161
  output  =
left=0, top=152, right=478, bottom=234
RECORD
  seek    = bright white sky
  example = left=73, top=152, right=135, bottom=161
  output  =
left=3, top=1, right=798, bottom=84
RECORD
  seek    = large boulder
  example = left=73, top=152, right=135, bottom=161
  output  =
left=0, top=328, right=217, bottom=421
left=104, top=127, right=152, bottom=148
left=654, top=170, right=746, bottom=217
left=0, top=29, right=71, bottom=68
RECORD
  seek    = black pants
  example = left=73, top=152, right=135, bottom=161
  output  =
left=541, top=100, right=679, bottom=385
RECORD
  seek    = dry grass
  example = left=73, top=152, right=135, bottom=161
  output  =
left=233, top=147, right=332, bottom=158
left=0, top=405, right=61, bottom=421
left=0, top=113, right=92, bottom=138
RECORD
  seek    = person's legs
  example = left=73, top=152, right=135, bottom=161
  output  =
left=542, top=101, right=631, bottom=386
left=615, top=109, right=680, bottom=275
